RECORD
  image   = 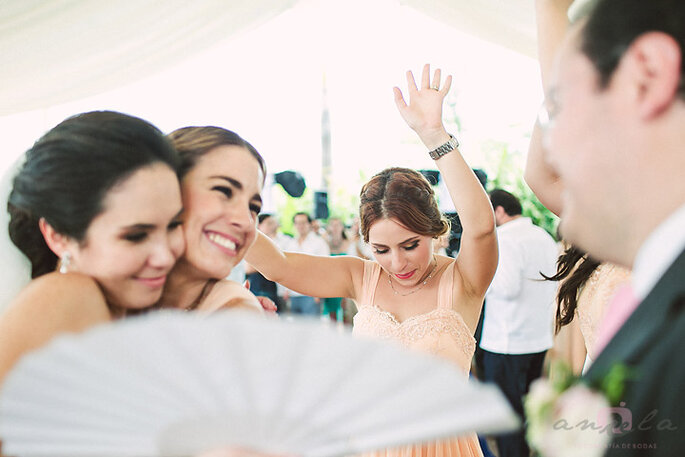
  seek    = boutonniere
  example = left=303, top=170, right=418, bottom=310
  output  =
left=524, top=362, right=632, bottom=457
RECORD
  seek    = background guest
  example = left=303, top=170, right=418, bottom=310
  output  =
left=322, top=217, right=350, bottom=322
left=479, top=189, right=558, bottom=457
left=245, top=213, right=288, bottom=313
left=345, top=216, right=374, bottom=260
left=281, top=212, right=329, bottom=316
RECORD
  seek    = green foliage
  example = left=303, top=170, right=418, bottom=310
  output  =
left=271, top=185, right=314, bottom=236
left=482, top=139, right=559, bottom=239
left=598, top=363, right=636, bottom=406
left=550, top=361, right=634, bottom=407
left=328, top=184, right=361, bottom=222
left=272, top=117, right=557, bottom=240
left=272, top=169, right=367, bottom=233
left=447, top=86, right=557, bottom=237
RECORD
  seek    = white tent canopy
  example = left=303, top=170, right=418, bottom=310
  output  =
left=0, top=0, right=536, bottom=117
left=0, top=0, right=539, bottom=308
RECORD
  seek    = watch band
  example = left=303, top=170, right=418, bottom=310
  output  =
left=428, top=134, right=459, bottom=160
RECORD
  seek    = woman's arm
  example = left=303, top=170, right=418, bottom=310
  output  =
left=244, top=231, right=365, bottom=301
left=0, top=273, right=111, bottom=384
left=393, top=64, right=497, bottom=298
left=524, top=0, right=574, bottom=216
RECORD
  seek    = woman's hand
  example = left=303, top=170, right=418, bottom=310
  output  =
left=255, top=296, right=277, bottom=313
left=393, top=63, right=452, bottom=148
left=242, top=280, right=277, bottom=313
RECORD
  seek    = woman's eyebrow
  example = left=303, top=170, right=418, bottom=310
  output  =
left=371, top=237, right=419, bottom=248
left=212, top=175, right=263, bottom=204
left=210, top=176, right=242, bottom=190
left=119, top=209, right=184, bottom=232
left=120, top=223, right=154, bottom=232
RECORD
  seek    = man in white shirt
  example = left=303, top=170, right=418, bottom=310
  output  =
left=480, top=189, right=558, bottom=457
left=534, top=0, right=685, bottom=454
left=283, top=212, right=330, bottom=315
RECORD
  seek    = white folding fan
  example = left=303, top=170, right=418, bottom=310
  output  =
left=0, top=311, right=518, bottom=457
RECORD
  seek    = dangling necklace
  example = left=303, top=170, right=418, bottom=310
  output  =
left=387, top=258, right=439, bottom=296
left=184, top=279, right=218, bottom=312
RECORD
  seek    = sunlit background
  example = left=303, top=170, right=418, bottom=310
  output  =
left=1, top=0, right=543, bottom=225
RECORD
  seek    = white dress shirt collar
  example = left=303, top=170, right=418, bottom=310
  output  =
left=632, top=204, right=685, bottom=300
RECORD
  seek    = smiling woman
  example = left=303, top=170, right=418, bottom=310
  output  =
left=156, top=126, right=273, bottom=314
left=58, top=163, right=184, bottom=310
left=361, top=166, right=449, bottom=295
left=0, top=110, right=184, bottom=384
left=245, top=65, right=498, bottom=456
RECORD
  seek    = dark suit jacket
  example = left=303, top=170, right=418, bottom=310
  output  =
left=585, top=249, right=685, bottom=456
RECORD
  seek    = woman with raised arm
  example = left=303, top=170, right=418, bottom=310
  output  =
left=0, top=111, right=185, bottom=384
left=246, top=64, right=497, bottom=456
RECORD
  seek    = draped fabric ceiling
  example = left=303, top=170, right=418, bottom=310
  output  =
left=0, top=0, right=536, bottom=117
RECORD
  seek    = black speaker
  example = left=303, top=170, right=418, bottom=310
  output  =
left=314, top=191, right=329, bottom=220
left=274, top=171, right=306, bottom=197
left=419, top=169, right=440, bottom=185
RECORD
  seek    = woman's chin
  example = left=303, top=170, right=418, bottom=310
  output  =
left=200, top=259, right=238, bottom=280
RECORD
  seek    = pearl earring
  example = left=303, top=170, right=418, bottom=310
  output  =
left=59, top=251, right=72, bottom=274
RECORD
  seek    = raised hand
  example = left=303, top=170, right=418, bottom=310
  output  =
left=393, top=63, right=452, bottom=146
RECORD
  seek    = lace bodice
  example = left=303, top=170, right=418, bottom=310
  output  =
left=352, top=261, right=476, bottom=374
left=576, top=262, right=631, bottom=360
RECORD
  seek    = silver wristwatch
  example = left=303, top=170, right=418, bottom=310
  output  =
left=428, top=134, right=459, bottom=160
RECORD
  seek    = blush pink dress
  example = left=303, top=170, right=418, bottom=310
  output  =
left=353, top=260, right=484, bottom=457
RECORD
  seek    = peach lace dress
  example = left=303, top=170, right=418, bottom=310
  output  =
left=353, top=260, right=483, bottom=457
left=576, top=262, right=631, bottom=369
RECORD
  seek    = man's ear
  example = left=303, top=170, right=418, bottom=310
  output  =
left=38, top=218, right=71, bottom=258
left=493, top=205, right=505, bottom=224
left=621, top=32, right=681, bottom=119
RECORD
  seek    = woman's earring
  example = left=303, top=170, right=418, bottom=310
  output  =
left=59, top=251, right=72, bottom=274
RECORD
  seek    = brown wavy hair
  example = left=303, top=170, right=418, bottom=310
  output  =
left=359, top=167, right=449, bottom=242
left=542, top=244, right=601, bottom=333
left=167, top=126, right=266, bottom=182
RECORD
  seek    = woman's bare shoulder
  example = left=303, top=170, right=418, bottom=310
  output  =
left=0, top=273, right=111, bottom=384
left=5, top=272, right=111, bottom=324
left=201, top=279, right=263, bottom=314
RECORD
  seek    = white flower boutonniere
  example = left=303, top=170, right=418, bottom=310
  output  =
left=524, top=363, right=632, bottom=457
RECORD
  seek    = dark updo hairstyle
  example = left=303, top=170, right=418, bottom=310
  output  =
left=359, top=167, right=449, bottom=243
left=167, top=126, right=266, bottom=181
left=8, top=111, right=180, bottom=279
